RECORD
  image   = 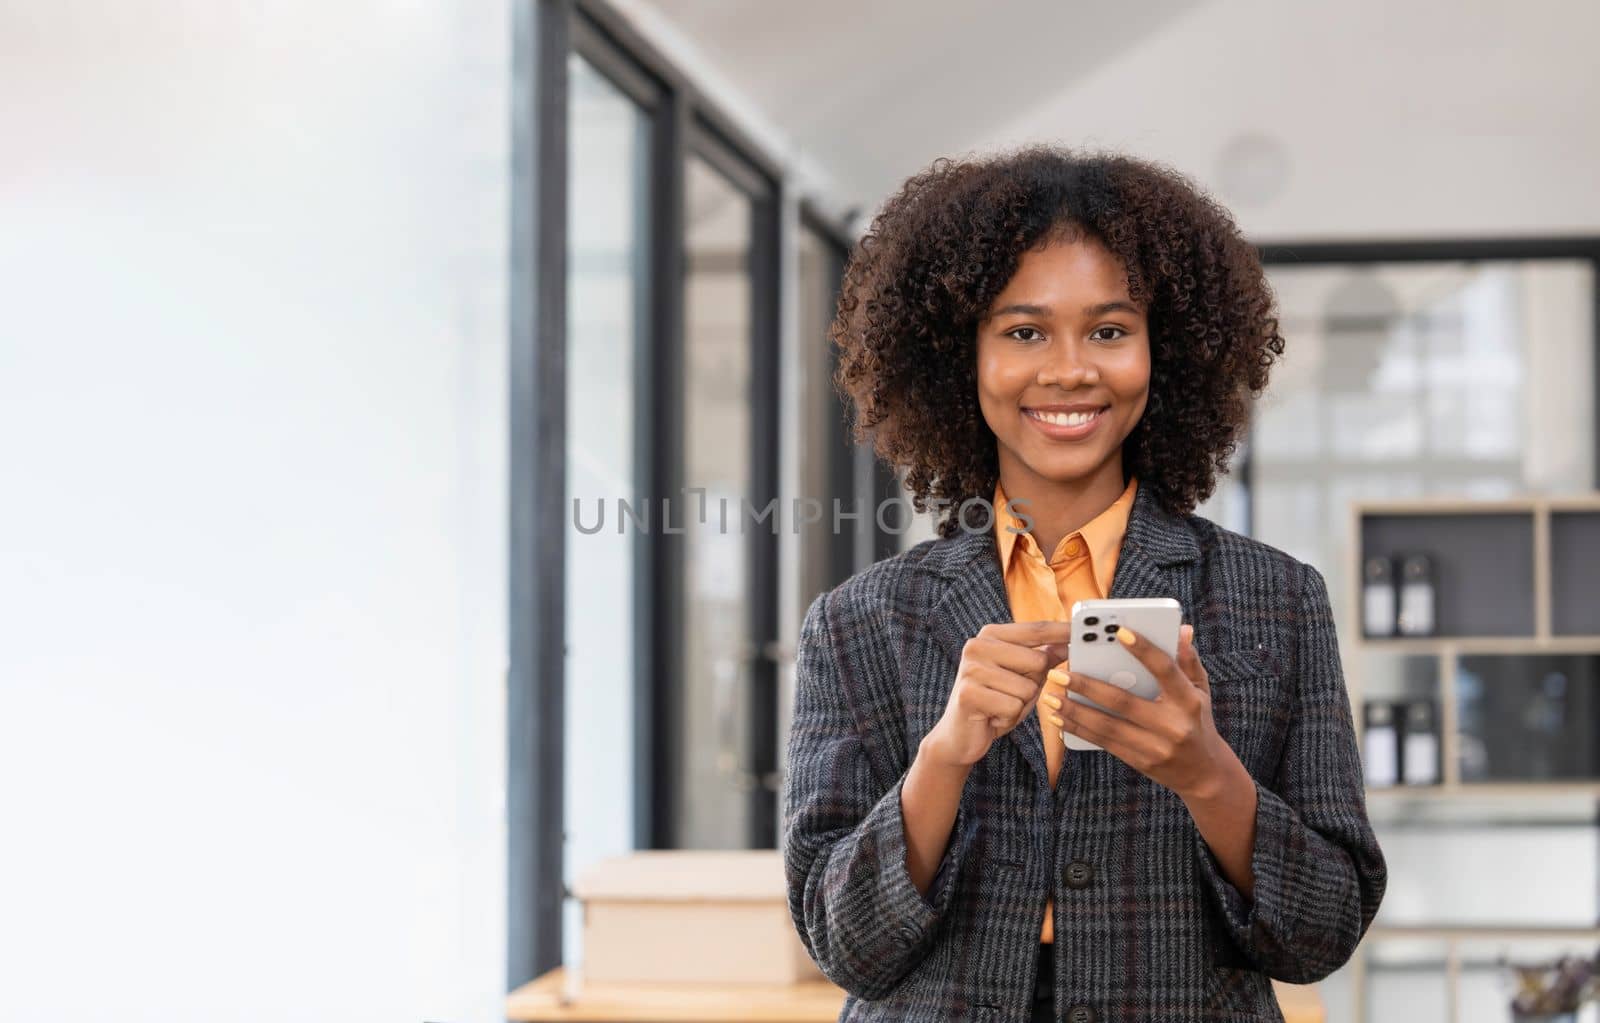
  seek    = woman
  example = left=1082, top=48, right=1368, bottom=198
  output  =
left=781, top=146, right=1386, bottom=1022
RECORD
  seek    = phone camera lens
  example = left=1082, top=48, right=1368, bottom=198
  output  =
left=1082, top=633, right=1098, bottom=642
left=1106, top=624, right=1119, bottom=635
left=1083, top=616, right=1099, bottom=626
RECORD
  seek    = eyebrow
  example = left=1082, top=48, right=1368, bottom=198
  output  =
left=985, top=300, right=1142, bottom=321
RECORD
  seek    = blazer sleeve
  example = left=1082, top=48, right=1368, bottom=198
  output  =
left=1193, top=561, right=1388, bottom=984
left=781, top=588, right=980, bottom=1000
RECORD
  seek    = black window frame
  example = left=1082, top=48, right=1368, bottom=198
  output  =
left=674, top=113, right=784, bottom=853
left=797, top=202, right=890, bottom=587
left=508, top=0, right=859, bottom=991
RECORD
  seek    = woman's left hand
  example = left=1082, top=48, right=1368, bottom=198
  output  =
left=1044, top=623, right=1240, bottom=802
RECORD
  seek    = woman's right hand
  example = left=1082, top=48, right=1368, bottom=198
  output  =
left=922, top=621, right=1073, bottom=767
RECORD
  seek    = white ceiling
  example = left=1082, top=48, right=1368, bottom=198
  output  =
left=618, top=0, right=1203, bottom=221
left=616, top=0, right=1600, bottom=242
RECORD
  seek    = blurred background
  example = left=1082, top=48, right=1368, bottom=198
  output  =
left=3, top=1, right=1597, bottom=1021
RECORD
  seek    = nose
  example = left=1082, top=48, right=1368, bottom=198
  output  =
left=1037, top=338, right=1099, bottom=387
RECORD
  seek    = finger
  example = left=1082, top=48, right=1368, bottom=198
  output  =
left=1044, top=664, right=1072, bottom=691
left=1033, top=640, right=1071, bottom=671
left=1064, top=671, right=1160, bottom=727
left=978, top=619, right=1075, bottom=650
left=1113, top=624, right=1194, bottom=704
left=964, top=661, right=1040, bottom=707
left=966, top=634, right=1059, bottom=682
left=1177, top=623, right=1209, bottom=695
left=960, top=678, right=1026, bottom=725
left=1055, top=698, right=1161, bottom=763
left=960, top=675, right=1049, bottom=733
left=1037, top=685, right=1067, bottom=721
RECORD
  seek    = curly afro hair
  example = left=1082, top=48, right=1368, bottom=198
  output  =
left=830, top=144, right=1285, bottom=538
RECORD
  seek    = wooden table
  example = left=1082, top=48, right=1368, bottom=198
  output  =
left=507, top=967, right=1325, bottom=1022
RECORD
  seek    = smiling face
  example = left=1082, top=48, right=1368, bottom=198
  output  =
left=975, top=234, right=1151, bottom=501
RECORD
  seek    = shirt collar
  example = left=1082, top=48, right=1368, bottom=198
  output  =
left=993, top=474, right=1139, bottom=592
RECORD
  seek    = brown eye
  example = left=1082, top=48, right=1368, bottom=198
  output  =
left=1008, top=326, right=1045, bottom=343
left=1090, top=326, right=1128, bottom=342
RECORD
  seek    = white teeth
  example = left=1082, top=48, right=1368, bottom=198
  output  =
left=1027, top=408, right=1102, bottom=427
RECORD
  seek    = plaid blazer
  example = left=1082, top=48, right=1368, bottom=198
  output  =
left=781, top=481, right=1387, bottom=1022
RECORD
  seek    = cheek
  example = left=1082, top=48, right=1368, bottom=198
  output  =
left=973, top=346, right=1007, bottom=431
left=1120, top=350, right=1152, bottom=427
left=975, top=346, right=1030, bottom=402
left=1108, top=342, right=1152, bottom=397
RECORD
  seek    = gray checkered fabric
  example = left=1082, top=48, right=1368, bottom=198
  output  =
left=781, top=481, right=1386, bottom=1021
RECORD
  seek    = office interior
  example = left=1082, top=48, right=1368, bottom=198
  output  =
left=4, top=1, right=1599, bottom=1021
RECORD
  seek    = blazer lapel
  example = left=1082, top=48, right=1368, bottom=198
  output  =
left=926, top=480, right=1201, bottom=791
left=1106, top=478, right=1202, bottom=600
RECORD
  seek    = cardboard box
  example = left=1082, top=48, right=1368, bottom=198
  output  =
left=572, top=849, right=825, bottom=986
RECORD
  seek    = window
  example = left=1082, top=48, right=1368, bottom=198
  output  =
left=562, top=50, right=653, bottom=970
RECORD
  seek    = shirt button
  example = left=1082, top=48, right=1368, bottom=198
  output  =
left=1068, top=1006, right=1097, bottom=1023
left=1064, top=861, right=1094, bottom=889
left=1064, top=537, right=1085, bottom=557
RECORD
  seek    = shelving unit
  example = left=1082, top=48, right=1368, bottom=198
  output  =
left=1344, top=494, right=1600, bottom=1023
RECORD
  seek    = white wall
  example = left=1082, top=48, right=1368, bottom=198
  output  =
left=0, top=3, right=509, bottom=1021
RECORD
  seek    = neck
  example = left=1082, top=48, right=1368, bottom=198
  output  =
left=998, top=452, right=1127, bottom=560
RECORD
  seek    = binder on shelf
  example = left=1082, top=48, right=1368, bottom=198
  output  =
left=1399, top=698, right=1440, bottom=786
left=1362, top=700, right=1400, bottom=787
left=1396, top=552, right=1437, bottom=637
left=1362, top=556, right=1397, bottom=638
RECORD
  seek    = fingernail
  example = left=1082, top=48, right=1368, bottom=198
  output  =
left=1049, top=714, right=1065, bottom=728
left=1116, top=626, right=1136, bottom=646
left=1042, top=693, right=1061, bottom=709
left=1047, top=668, right=1070, bottom=687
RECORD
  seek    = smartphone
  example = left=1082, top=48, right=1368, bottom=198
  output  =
left=1062, top=597, right=1183, bottom=752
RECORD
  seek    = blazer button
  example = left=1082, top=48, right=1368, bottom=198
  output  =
left=1064, top=861, right=1094, bottom=889
left=1067, top=1006, right=1097, bottom=1023
left=896, top=925, right=919, bottom=945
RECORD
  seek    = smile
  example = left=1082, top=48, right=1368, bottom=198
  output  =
left=1022, top=406, right=1107, bottom=439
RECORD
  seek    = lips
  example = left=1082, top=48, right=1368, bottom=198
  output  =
left=1017, top=408, right=1107, bottom=441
